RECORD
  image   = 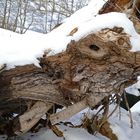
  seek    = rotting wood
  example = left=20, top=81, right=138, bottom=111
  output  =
left=99, top=0, right=131, bottom=14
left=14, top=101, right=53, bottom=135
left=50, top=95, right=106, bottom=125
left=0, top=30, right=140, bottom=135
left=50, top=98, right=88, bottom=125
left=0, top=0, right=140, bottom=136
left=0, top=65, right=71, bottom=109
left=99, top=0, right=140, bottom=34
left=49, top=125, right=64, bottom=137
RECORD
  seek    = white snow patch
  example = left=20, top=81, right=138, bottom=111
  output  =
left=109, top=105, right=140, bottom=140
left=40, top=7, right=45, bottom=11
left=10, top=125, right=109, bottom=140
left=131, top=101, right=140, bottom=112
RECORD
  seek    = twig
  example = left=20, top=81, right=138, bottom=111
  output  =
left=123, top=92, right=133, bottom=128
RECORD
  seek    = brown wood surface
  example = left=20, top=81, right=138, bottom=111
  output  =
left=0, top=0, right=140, bottom=136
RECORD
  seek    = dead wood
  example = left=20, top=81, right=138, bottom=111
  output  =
left=14, top=101, right=53, bottom=135
left=50, top=98, right=87, bottom=125
left=0, top=64, right=70, bottom=109
left=99, top=0, right=140, bottom=33
left=99, top=0, right=131, bottom=14
left=82, top=117, right=118, bottom=140
left=0, top=31, right=140, bottom=135
left=50, top=95, right=105, bottom=125
left=0, top=0, right=140, bottom=136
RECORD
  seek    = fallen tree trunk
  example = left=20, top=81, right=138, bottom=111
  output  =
left=0, top=33, right=139, bottom=135
left=0, top=65, right=70, bottom=109
left=0, top=0, right=140, bottom=137
left=0, top=33, right=140, bottom=136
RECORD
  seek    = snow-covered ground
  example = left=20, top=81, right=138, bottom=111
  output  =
left=0, top=105, right=140, bottom=140
left=1, top=0, right=140, bottom=139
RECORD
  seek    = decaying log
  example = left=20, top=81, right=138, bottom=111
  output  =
left=0, top=65, right=70, bottom=109
left=0, top=31, right=140, bottom=135
left=99, top=0, right=131, bottom=14
left=14, top=101, right=53, bottom=135
left=0, top=30, right=140, bottom=135
left=50, top=98, right=87, bottom=125
left=99, top=0, right=140, bottom=33
left=0, top=0, right=140, bottom=136
left=50, top=95, right=104, bottom=125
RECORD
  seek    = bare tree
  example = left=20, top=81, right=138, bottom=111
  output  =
left=0, top=0, right=88, bottom=33
left=1, top=0, right=8, bottom=28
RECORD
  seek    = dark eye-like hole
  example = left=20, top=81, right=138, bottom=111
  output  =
left=89, top=44, right=100, bottom=51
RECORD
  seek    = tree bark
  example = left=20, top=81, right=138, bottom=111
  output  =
left=0, top=0, right=140, bottom=136
left=14, top=101, right=53, bottom=135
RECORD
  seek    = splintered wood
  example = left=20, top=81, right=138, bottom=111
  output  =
left=14, top=101, right=53, bottom=135
left=50, top=98, right=88, bottom=125
left=0, top=64, right=6, bottom=73
left=50, top=95, right=104, bottom=125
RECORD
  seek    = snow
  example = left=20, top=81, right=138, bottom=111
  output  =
left=125, top=78, right=140, bottom=96
left=1, top=104, right=140, bottom=140
left=1, top=0, right=140, bottom=68
left=10, top=125, right=109, bottom=140
left=40, top=7, right=45, bottom=11
left=131, top=101, right=140, bottom=112
left=109, top=106, right=140, bottom=140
